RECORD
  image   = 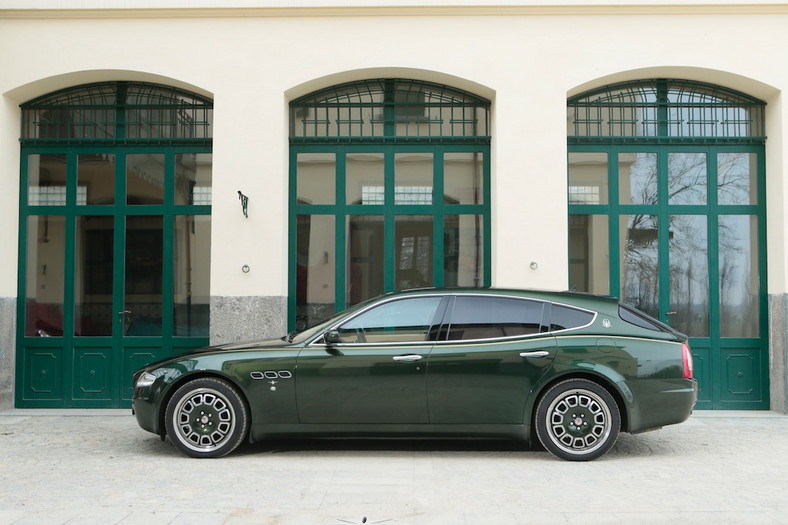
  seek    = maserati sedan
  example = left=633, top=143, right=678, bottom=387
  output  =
left=132, top=288, right=698, bottom=461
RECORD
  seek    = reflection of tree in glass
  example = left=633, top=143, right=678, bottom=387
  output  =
left=717, top=153, right=752, bottom=205
left=718, top=216, right=757, bottom=337
left=668, top=153, right=706, bottom=205
left=668, top=216, right=709, bottom=336
left=622, top=214, right=659, bottom=319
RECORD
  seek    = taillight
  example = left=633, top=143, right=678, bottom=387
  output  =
left=682, top=341, right=694, bottom=379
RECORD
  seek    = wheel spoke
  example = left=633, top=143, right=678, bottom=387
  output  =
left=546, top=388, right=612, bottom=456
left=172, top=387, right=237, bottom=453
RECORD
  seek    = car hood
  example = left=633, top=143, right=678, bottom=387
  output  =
left=192, top=337, right=294, bottom=353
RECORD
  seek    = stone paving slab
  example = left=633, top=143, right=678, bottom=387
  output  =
left=1, top=410, right=787, bottom=524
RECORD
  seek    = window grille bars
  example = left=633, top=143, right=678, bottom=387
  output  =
left=21, top=82, right=213, bottom=144
left=568, top=79, right=765, bottom=143
left=290, top=79, right=490, bottom=143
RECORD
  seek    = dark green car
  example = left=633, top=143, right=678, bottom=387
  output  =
left=132, top=289, right=698, bottom=461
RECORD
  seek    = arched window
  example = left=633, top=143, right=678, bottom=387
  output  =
left=567, top=78, right=767, bottom=410
left=289, top=79, right=491, bottom=329
left=18, top=81, right=212, bottom=408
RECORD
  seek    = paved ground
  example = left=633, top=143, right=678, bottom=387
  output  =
left=0, top=410, right=787, bottom=525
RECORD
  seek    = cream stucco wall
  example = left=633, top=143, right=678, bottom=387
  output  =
left=1, top=3, right=787, bottom=301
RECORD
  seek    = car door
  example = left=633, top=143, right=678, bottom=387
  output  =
left=426, top=295, right=557, bottom=424
left=296, top=295, right=447, bottom=424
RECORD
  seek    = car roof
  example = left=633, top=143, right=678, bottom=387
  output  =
left=387, top=287, right=620, bottom=312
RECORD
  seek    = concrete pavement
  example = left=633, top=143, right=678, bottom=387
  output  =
left=1, top=410, right=787, bottom=524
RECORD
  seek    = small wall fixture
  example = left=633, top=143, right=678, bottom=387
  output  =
left=238, top=191, right=249, bottom=218
left=530, top=261, right=538, bottom=270
left=242, top=264, right=250, bottom=273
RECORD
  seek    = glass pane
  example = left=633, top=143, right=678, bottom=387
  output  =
left=669, top=215, right=709, bottom=336
left=347, top=215, right=384, bottom=306
left=124, top=216, right=163, bottom=336
left=568, top=152, right=608, bottom=204
left=718, top=152, right=757, bottom=205
left=337, top=297, right=443, bottom=343
left=25, top=216, right=65, bottom=337
left=174, top=216, right=211, bottom=336
left=296, top=215, right=335, bottom=330
left=444, top=152, right=484, bottom=205
left=395, top=153, right=433, bottom=205
left=176, top=153, right=212, bottom=205
left=569, top=215, right=609, bottom=294
left=619, top=152, right=657, bottom=205
left=719, top=215, right=759, bottom=337
left=27, top=154, right=67, bottom=206
left=620, top=214, right=659, bottom=319
left=447, top=297, right=544, bottom=340
left=550, top=305, right=594, bottom=331
left=444, top=215, right=483, bottom=287
left=78, top=154, right=115, bottom=205
left=668, top=152, right=707, bottom=205
left=346, top=153, right=384, bottom=205
left=297, top=153, right=335, bottom=205
left=75, top=216, right=114, bottom=336
left=395, top=215, right=433, bottom=290
left=127, top=154, right=165, bottom=205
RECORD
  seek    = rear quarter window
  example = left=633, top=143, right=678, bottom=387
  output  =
left=619, top=305, right=667, bottom=332
left=550, top=304, right=595, bottom=331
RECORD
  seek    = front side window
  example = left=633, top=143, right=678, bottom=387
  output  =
left=446, top=296, right=545, bottom=341
left=336, top=296, right=443, bottom=343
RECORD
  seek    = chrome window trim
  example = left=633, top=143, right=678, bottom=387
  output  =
left=305, top=292, right=602, bottom=347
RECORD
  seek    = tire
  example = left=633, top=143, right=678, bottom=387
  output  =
left=164, top=377, right=249, bottom=458
left=535, top=378, right=620, bottom=461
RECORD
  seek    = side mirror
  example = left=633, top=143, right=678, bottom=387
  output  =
left=324, top=329, right=342, bottom=345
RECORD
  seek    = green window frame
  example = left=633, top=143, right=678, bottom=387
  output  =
left=289, top=79, right=491, bottom=330
left=568, top=79, right=768, bottom=410
left=17, top=82, right=213, bottom=408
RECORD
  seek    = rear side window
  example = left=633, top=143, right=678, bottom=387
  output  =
left=619, top=305, right=666, bottom=332
left=446, top=296, right=544, bottom=340
left=550, top=304, right=594, bottom=331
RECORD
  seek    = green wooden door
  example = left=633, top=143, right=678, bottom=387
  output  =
left=568, top=145, right=768, bottom=409
left=17, top=148, right=212, bottom=408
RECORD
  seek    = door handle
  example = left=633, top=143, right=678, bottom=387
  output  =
left=519, top=351, right=550, bottom=358
left=393, top=354, right=423, bottom=362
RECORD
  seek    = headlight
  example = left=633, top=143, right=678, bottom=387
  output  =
left=135, top=372, right=158, bottom=388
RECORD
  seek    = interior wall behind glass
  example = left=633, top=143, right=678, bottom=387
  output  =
left=25, top=216, right=66, bottom=336
left=174, top=215, right=211, bottom=336
left=568, top=214, right=609, bottom=294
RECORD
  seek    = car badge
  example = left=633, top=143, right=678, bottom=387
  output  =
left=602, top=319, right=612, bottom=328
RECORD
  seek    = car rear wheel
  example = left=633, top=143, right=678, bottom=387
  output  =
left=165, top=377, right=249, bottom=458
left=535, top=379, right=620, bottom=461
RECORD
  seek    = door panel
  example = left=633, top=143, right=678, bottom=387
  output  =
left=296, top=344, right=432, bottom=424
left=72, top=346, right=112, bottom=401
left=427, top=337, right=556, bottom=424
left=427, top=295, right=555, bottom=424
left=295, top=296, right=444, bottom=424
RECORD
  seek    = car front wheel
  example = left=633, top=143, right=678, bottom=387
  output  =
left=164, top=377, right=249, bottom=458
left=535, top=379, right=620, bottom=461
